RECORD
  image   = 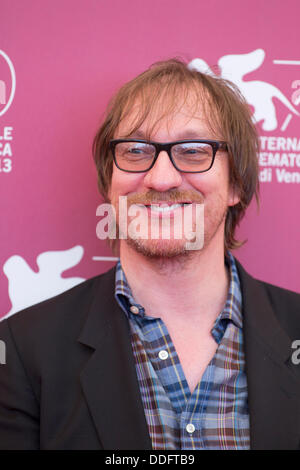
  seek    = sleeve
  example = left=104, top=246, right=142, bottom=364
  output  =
left=0, top=318, right=40, bottom=449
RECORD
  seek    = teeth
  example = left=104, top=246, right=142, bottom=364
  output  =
left=150, top=203, right=182, bottom=213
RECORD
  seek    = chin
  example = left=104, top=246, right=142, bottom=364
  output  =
left=125, top=237, right=197, bottom=259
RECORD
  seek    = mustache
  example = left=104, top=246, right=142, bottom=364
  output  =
left=126, top=189, right=204, bottom=206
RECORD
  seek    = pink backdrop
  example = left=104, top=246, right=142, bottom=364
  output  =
left=1, top=0, right=300, bottom=319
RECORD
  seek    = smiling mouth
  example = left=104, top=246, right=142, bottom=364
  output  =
left=132, top=202, right=193, bottom=214
left=147, top=202, right=192, bottom=213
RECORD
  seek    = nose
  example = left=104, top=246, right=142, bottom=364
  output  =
left=143, top=151, right=182, bottom=191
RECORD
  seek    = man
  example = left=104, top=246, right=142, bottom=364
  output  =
left=0, top=59, right=300, bottom=450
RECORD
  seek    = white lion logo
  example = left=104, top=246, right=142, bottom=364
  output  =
left=189, top=49, right=299, bottom=131
left=2, top=245, right=86, bottom=320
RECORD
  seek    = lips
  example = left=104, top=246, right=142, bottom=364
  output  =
left=143, top=201, right=193, bottom=207
left=133, top=201, right=194, bottom=218
left=148, top=203, right=186, bottom=213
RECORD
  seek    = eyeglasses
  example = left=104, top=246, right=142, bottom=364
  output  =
left=109, top=139, right=228, bottom=173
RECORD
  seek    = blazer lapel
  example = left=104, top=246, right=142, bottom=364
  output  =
left=236, top=260, right=300, bottom=450
left=77, top=267, right=152, bottom=450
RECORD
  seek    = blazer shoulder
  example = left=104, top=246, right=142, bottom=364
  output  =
left=235, top=257, right=300, bottom=338
left=258, top=278, right=300, bottom=305
left=257, top=279, right=300, bottom=332
left=0, top=265, right=116, bottom=342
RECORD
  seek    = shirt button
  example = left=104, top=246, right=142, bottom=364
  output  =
left=130, top=305, right=139, bottom=314
left=186, top=423, right=195, bottom=434
left=158, top=350, right=169, bottom=360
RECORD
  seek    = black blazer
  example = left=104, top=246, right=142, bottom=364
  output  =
left=0, top=258, right=300, bottom=450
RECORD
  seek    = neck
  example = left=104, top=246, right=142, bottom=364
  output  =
left=119, top=237, right=230, bottom=326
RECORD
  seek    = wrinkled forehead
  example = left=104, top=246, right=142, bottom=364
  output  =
left=114, top=81, right=223, bottom=140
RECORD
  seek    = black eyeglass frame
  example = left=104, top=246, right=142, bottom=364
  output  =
left=109, top=139, right=228, bottom=173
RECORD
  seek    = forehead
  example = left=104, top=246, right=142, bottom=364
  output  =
left=115, top=86, right=222, bottom=140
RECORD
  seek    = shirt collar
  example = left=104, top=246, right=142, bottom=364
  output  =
left=114, top=252, right=243, bottom=336
left=211, top=252, right=243, bottom=343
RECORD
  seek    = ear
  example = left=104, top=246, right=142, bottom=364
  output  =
left=228, top=185, right=240, bottom=207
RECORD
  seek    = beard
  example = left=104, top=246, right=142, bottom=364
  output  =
left=126, top=233, right=192, bottom=259
left=114, top=189, right=228, bottom=260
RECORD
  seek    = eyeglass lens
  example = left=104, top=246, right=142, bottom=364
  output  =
left=114, top=141, right=214, bottom=172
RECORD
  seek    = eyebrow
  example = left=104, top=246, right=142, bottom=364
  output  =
left=122, top=129, right=209, bottom=140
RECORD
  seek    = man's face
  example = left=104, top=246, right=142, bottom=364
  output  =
left=108, top=95, right=239, bottom=259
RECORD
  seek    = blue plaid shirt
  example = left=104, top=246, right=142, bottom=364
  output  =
left=115, top=252, right=250, bottom=449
